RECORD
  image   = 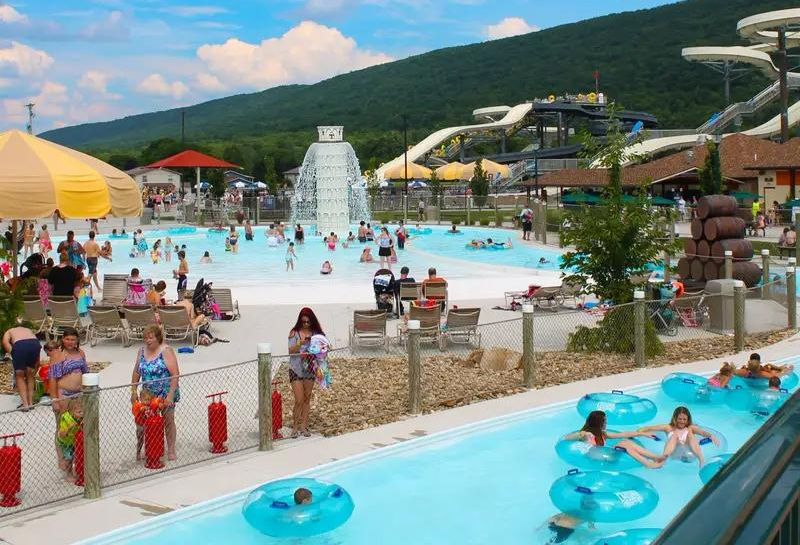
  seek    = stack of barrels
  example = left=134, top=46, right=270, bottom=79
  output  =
left=678, top=195, right=761, bottom=286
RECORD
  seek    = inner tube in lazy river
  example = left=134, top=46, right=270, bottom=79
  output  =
left=637, top=426, right=727, bottom=464
left=242, top=477, right=354, bottom=538
left=549, top=469, right=659, bottom=523
left=661, top=373, right=727, bottom=405
left=594, top=527, right=662, bottom=545
left=698, top=453, right=734, bottom=484
left=577, top=391, right=657, bottom=425
left=554, top=432, right=642, bottom=471
left=729, top=372, right=798, bottom=391
left=725, top=386, right=790, bottom=417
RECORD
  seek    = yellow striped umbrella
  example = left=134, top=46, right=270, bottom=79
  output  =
left=461, top=159, right=511, bottom=180
left=382, top=161, right=432, bottom=180
left=434, top=162, right=466, bottom=181
left=0, top=130, right=142, bottom=219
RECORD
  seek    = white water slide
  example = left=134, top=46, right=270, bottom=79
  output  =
left=618, top=8, right=800, bottom=164
left=375, top=103, right=533, bottom=180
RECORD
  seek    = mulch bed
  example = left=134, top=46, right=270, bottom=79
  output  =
left=0, top=361, right=110, bottom=396
left=272, top=329, right=795, bottom=437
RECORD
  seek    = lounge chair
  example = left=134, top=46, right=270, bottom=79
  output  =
left=211, top=288, right=240, bottom=320
left=158, top=306, right=200, bottom=346
left=122, top=305, right=158, bottom=342
left=422, top=280, right=448, bottom=313
left=673, top=293, right=708, bottom=328
left=100, top=274, right=128, bottom=306
left=22, top=297, right=50, bottom=337
left=87, top=306, right=130, bottom=347
left=504, top=284, right=539, bottom=309
left=349, top=310, right=389, bottom=351
left=397, top=304, right=443, bottom=349
left=441, top=307, right=481, bottom=348
left=48, top=297, right=86, bottom=340
left=532, top=286, right=564, bottom=311
left=398, top=281, right=422, bottom=312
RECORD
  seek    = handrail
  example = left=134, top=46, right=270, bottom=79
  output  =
left=654, top=388, right=800, bottom=544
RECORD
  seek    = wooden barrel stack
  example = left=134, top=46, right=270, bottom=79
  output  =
left=678, top=195, right=761, bottom=286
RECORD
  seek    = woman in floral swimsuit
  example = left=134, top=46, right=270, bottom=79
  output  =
left=130, top=325, right=180, bottom=461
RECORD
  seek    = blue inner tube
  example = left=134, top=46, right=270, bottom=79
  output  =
left=109, top=234, right=129, bottom=239
left=168, top=226, right=197, bottom=235
left=242, top=478, right=354, bottom=538
left=729, top=372, right=798, bottom=391
left=594, top=527, right=662, bottom=545
left=444, top=231, right=463, bottom=235
left=661, top=373, right=727, bottom=404
left=409, top=228, right=432, bottom=235
left=637, top=427, right=727, bottom=464
left=554, top=432, right=641, bottom=471
left=725, top=386, right=790, bottom=416
left=549, top=470, right=659, bottom=523
left=577, top=391, right=657, bottom=425
left=699, top=453, right=734, bottom=484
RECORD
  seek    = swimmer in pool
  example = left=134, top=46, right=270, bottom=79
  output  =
left=294, top=488, right=312, bottom=505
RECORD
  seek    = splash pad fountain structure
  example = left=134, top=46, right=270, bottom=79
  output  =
left=291, top=126, right=370, bottom=235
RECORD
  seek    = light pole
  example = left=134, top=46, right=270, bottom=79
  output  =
left=402, top=114, right=409, bottom=222
left=533, top=142, right=540, bottom=197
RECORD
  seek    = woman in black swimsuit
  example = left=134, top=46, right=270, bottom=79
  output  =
left=294, top=224, right=305, bottom=244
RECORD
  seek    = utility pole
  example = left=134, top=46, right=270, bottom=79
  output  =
left=24, top=103, right=35, bottom=134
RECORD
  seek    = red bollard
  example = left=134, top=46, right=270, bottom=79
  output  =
left=143, top=399, right=165, bottom=470
left=0, top=433, right=24, bottom=507
left=206, top=391, right=228, bottom=454
left=73, top=428, right=84, bottom=487
left=271, top=386, right=283, bottom=439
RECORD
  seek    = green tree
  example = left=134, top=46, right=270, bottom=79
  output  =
left=252, top=159, right=267, bottom=186
left=140, top=138, right=187, bottom=165
left=365, top=159, right=381, bottom=210
left=561, top=116, right=680, bottom=356
left=428, top=168, right=442, bottom=207
left=206, top=169, right=226, bottom=198
left=107, top=153, right=139, bottom=171
left=698, top=140, right=723, bottom=195
left=222, top=145, right=245, bottom=168
left=470, top=158, right=489, bottom=209
left=263, top=156, right=279, bottom=193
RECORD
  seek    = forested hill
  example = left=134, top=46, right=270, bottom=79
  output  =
left=43, top=0, right=796, bottom=151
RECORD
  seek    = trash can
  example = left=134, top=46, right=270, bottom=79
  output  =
left=140, top=207, right=153, bottom=225
left=705, top=279, right=736, bottom=333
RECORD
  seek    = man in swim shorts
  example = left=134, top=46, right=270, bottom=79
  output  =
left=84, top=230, right=102, bottom=291
left=520, top=205, right=533, bottom=241
left=2, top=327, right=40, bottom=411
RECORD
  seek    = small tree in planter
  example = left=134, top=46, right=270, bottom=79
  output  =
left=470, top=159, right=489, bottom=210
left=698, top=140, right=723, bottom=195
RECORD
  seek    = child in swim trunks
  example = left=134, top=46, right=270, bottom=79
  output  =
left=638, top=406, right=719, bottom=466
left=286, top=242, right=297, bottom=272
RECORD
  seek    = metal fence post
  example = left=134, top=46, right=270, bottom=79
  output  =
left=82, top=373, right=101, bottom=499
left=733, top=280, right=746, bottom=352
left=634, top=290, right=646, bottom=367
left=407, top=320, right=422, bottom=414
left=761, top=249, right=770, bottom=300
left=540, top=202, right=548, bottom=245
left=788, top=258, right=797, bottom=329
left=466, top=196, right=471, bottom=226
left=257, top=343, right=273, bottom=451
left=522, top=304, right=536, bottom=388
left=795, top=212, right=800, bottom=259
left=724, top=250, right=733, bottom=280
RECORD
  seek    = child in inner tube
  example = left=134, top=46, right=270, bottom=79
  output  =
left=294, top=488, right=312, bottom=505
left=638, top=406, right=719, bottom=467
left=545, top=498, right=598, bottom=544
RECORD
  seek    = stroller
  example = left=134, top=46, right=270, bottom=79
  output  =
left=373, top=269, right=398, bottom=316
left=648, top=284, right=679, bottom=336
left=192, top=278, right=218, bottom=318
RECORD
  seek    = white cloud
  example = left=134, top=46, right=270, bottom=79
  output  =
left=136, top=73, right=189, bottom=99
left=81, top=10, right=130, bottom=41
left=194, top=72, right=226, bottom=93
left=484, top=17, right=539, bottom=40
left=196, top=21, right=393, bottom=90
left=0, top=4, right=27, bottom=23
left=78, top=70, right=110, bottom=93
left=0, top=41, right=54, bottom=77
left=160, top=5, right=228, bottom=17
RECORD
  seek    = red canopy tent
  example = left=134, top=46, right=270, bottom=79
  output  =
left=146, top=150, right=240, bottom=201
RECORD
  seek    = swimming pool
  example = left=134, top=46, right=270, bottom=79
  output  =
left=88, top=225, right=563, bottom=303
left=81, top=356, right=798, bottom=545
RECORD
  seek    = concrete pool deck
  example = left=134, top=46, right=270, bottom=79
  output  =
left=0, top=333, right=798, bottom=545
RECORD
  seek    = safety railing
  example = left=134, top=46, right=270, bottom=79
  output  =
left=653, top=388, right=800, bottom=545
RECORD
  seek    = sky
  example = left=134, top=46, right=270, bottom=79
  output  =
left=0, top=0, right=677, bottom=132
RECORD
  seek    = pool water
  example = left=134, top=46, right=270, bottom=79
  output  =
left=84, top=356, right=799, bottom=545
left=92, top=226, right=562, bottom=289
